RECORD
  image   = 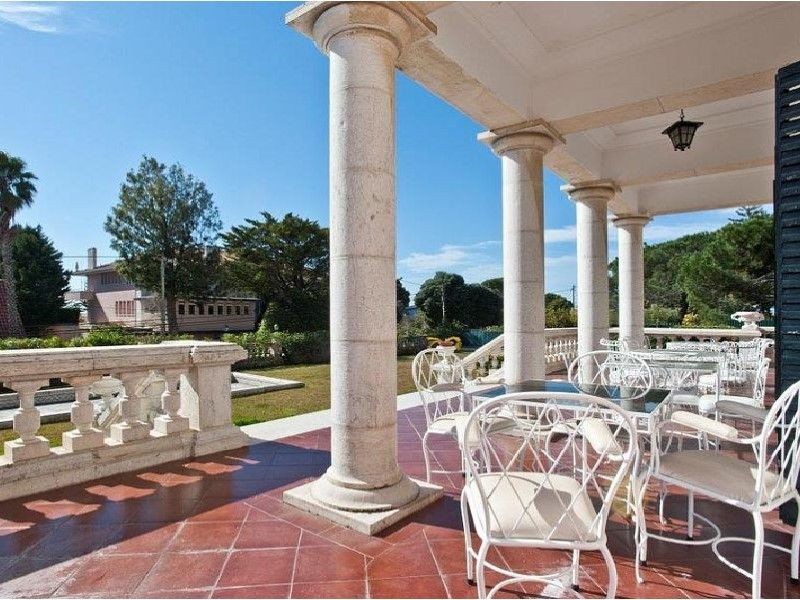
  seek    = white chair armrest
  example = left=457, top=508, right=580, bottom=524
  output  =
left=670, top=410, right=739, bottom=441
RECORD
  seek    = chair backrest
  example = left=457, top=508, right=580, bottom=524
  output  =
left=599, top=337, right=621, bottom=350
left=568, top=351, right=653, bottom=400
left=620, top=335, right=650, bottom=351
left=462, top=391, right=637, bottom=544
left=751, top=357, right=771, bottom=407
left=755, top=379, right=800, bottom=508
left=412, top=348, right=466, bottom=425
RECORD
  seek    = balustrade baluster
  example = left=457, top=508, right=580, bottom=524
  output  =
left=154, top=369, right=190, bottom=435
left=4, top=379, right=50, bottom=462
left=63, top=375, right=105, bottom=451
left=110, top=371, right=151, bottom=443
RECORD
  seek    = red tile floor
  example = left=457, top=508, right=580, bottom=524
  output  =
left=0, top=372, right=798, bottom=598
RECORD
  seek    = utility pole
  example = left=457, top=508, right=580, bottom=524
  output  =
left=571, top=284, right=576, bottom=307
left=441, top=280, right=446, bottom=324
left=160, top=256, right=177, bottom=334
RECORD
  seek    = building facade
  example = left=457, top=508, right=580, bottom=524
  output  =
left=66, top=248, right=259, bottom=333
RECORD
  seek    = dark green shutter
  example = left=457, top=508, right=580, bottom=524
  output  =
left=775, top=59, right=800, bottom=524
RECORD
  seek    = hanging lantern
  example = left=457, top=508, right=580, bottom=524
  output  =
left=662, top=109, right=703, bottom=151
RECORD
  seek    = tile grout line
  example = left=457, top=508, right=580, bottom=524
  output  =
left=422, top=527, right=453, bottom=599
left=288, top=529, right=303, bottom=598
left=209, top=506, right=254, bottom=595
left=119, top=519, right=188, bottom=598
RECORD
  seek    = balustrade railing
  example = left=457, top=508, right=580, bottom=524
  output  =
left=0, top=341, right=247, bottom=501
left=461, top=326, right=765, bottom=380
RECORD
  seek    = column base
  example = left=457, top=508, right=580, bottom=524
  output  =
left=110, top=421, right=150, bottom=443
left=4, top=437, right=50, bottom=462
left=62, top=428, right=105, bottom=452
left=283, top=476, right=443, bottom=535
left=153, top=415, right=190, bottom=435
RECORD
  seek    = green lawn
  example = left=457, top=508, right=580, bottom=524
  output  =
left=232, top=355, right=417, bottom=425
left=0, top=356, right=419, bottom=451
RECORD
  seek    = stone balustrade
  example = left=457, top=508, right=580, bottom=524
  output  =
left=625, top=326, right=763, bottom=349
left=462, top=326, right=765, bottom=378
left=0, top=341, right=247, bottom=502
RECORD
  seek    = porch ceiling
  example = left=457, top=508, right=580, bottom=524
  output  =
left=398, top=1, right=798, bottom=216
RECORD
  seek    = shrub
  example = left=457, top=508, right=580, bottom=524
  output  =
left=680, top=313, right=701, bottom=328
left=645, top=304, right=681, bottom=327
left=83, top=326, right=138, bottom=346
left=273, top=330, right=329, bottom=364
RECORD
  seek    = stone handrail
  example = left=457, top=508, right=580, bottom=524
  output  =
left=620, top=326, right=763, bottom=348
left=461, top=328, right=580, bottom=376
left=0, top=341, right=248, bottom=501
left=461, top=326, right=764, bottom=378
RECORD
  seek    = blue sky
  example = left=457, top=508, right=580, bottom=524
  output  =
left=0, top=2, right=750, bottom=299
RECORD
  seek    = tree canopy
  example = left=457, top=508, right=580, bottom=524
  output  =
left=415, top=272, right=502, bottom=329
left=12, top=226, right=70, bottom=334
left=104, top=156, right=222, bottom=332
left=222, top=212, right=329, bottom=332
left=0, top=151, right=38, bottom=336
left=396, top=279, right=410, bottom=323
left=609, top=207, right=774, bottom=327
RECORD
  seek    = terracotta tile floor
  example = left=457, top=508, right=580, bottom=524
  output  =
left=0, top=372, right=798, bottom=598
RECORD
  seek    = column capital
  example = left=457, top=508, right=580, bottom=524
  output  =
left=613, top=214, right=652, bottom=229
left=561, top=179, right=619, bottom=204
left=480, top=130, right=558, bottom=157
left=287, top=2, right=435, bottom=56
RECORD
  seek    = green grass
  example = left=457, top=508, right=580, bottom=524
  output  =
left=232, top=356, right=417, bottom=425
left=0, top=357, right=419, bottom=452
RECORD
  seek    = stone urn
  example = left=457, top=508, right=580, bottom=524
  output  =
left=731, top=311, right=765, bottom=331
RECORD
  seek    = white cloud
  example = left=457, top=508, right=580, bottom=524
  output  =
left=398, top=240, right=500, bottom=273
left=544, top=226, right=577, bottom=244
left=0, top=2, right=62, bottom=33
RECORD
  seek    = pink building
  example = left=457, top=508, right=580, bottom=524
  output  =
left=66, top=248, right=259, bottom=333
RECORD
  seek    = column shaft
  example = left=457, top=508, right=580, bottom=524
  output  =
left=309, top=4, right=417, bottom=512
left=615, top=216, right=650, bottom=344
left=495, top=136, right=552, bottom=382
left=564, top=183, right=615, bottom=357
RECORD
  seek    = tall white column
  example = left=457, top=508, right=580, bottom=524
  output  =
left=488, top=132, right=555, bottom=383
left=614, top=215, right=651, bottom=344
left=563, top=181, right=616, bottom=357
left=284, top=3, right=440, bottom=533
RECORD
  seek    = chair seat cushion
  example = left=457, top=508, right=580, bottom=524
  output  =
left=715, top=400, right=768, bottom=421
left=466, top=472, right=599, bottom=542
left=658, top=450, right=785, bottom=505
left=428, top=412, right=470, bottom=436
left=697, top=393, right=761, bottom=415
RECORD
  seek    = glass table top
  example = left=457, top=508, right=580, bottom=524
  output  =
left=472, top=379, right=671, bottom=415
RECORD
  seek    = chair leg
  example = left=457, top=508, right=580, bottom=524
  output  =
left=476, top=541, right=490, bottom=599
left=460, top=490, right=474, bottom=584
left=422, top=431, right=433, bottom=483
left=792, top=494, right=800, bottom=583
left=752, top=511, right=765, bottom=600
left=686, top=491, right=694, bottom=540
left=601, top=545, right=617, bottom=599
left=571, top=549, right=580, bottom=590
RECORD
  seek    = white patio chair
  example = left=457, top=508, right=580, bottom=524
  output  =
left=412, top=348, right=470, bottom=482
left=620, top=335, right=651, bottom=351
left=568, top=350, right=653, bottom=402
left=460, top=391, right=637, bottom=599
left=636, top=380, right=800, bottom=599
left=599, top=337, right=621, bottom=350
left=697, top=357, right=770, bottom=415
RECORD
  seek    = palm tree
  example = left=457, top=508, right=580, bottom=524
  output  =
left=0, top=152, right=37, bottom=337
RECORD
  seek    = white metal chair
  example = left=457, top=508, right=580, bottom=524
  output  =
left=568, top=350, right=653, bottom=402
left=412, top=348, right=470, bottom=482
left=697, top=357, right=771, bottom=415
left=460, top=391, right=638, bottom=599
left=637, top=380, right=800, bottom=599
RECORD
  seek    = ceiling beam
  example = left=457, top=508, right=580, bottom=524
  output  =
left=551, top=71, right=773, bottom=135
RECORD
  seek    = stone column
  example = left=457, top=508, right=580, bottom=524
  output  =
left=614, top=215, right=651, bottom=345
left=283, top=2, right=440, bottom=534
left=563, top=181, right=616, bottom=357
left=488, top=132, right=555, bottom=383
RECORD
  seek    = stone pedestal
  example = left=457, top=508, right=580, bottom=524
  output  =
left=614, top=215, right=651, bottom=345
left=4, top=380, right=50, bottom=462
left=485, top=131, right=555, bottom=383
left=563, top=181, right=616, bottom=356
left=283, top=2, right=441, bottom=533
